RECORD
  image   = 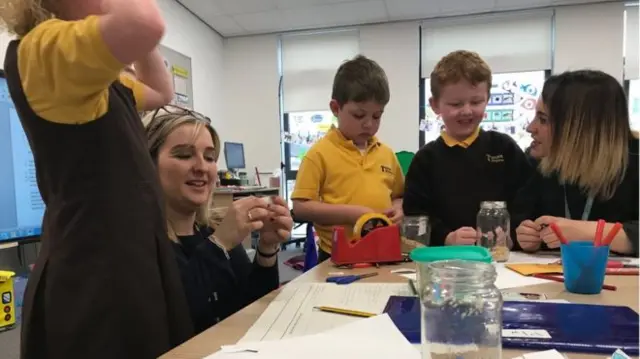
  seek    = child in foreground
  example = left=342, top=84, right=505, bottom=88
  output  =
left=403, top=50, right=532, bottom=247
left=0, top=0, right=193, bottom=357
left=292, top=55, right=405, bottom=262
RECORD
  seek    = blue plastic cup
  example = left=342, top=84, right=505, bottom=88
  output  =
left=560, top=241, right=609, bottom=294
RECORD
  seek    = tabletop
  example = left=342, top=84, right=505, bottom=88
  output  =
left=160, top=256, right=639, bottom=359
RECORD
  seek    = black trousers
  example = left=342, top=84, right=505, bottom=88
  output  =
left=318, top=249, right=331, bottom=263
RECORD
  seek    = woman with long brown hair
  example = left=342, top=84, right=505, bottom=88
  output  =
left=514, top=70, right=638, bottom=255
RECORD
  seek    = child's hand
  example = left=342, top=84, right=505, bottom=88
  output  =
left=515, top=220, right=542, bottom=252
left=348, top=205, right=375, bottom=224
left=445, top=227, right=477, bottom=246
left=383, top=206, right=404, bottom=223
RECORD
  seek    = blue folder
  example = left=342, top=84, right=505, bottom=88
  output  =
left=382, top=296, right=640, bottom=355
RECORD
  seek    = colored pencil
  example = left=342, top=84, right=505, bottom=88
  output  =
left=533, top=274, right=617, bottom=291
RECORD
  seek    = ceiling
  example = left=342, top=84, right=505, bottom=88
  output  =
left=175, top=0, right=621, bottom=37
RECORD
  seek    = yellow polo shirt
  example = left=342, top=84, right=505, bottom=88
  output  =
left=292, top=127, right=404, bottom=254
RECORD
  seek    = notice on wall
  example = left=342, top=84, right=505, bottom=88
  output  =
left=158, top=45, right=193, bottom=109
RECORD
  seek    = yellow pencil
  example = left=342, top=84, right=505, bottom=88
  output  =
left=313, top=306, right=377, bottom=318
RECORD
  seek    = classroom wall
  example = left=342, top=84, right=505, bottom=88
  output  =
left=221, top=35, right=281, bottom=182
left=221, top=2, right=632, bottom=178
left=157, top=0, right=227, bottom=167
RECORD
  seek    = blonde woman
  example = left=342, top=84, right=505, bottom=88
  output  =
left=0, top=0, right=195, bottom=358
left=513, top=70, right=638, bottom=255
left=144, top=107, right=292, bottom=334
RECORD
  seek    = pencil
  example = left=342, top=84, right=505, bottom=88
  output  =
left=408, top=279, right=418, bottom=296
left=533, top=274, right=617, bottom=291
left=313, top=306, right=377, bottom=318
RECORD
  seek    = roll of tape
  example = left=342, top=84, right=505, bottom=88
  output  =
left=353, top=213, right=392, bottom=240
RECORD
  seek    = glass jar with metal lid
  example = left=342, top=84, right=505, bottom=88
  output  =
left=476, top=201, right=511, bottom=262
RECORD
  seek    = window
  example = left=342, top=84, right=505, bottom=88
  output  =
left=282, top=111, right=336, bottom=207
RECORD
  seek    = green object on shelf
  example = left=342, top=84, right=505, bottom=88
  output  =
left=395, top=151, right=415, bottom=176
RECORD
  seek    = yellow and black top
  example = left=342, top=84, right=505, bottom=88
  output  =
left=403, top=129, right=533, bottom=246
left=4, top=17, right=193, bottom=359
left=292, top=126, right=404, bottom=254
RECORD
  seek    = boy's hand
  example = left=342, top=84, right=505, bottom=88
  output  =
left=348, top=205, right=375, bottom=224
left=515, top=220, right=542, bottom=252
left=445, top=227, right=477, bottom=246
left=383, top=206, right=404, bottom=224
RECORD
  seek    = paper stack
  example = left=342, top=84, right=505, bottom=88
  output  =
left=204, top=314, right=420, bottom=359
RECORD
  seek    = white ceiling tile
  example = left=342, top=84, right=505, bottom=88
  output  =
left=176, top=0, right=225, bottom=17
left=275, top=0, right=357, bottom=9
left=282, top=0, right=388, bottom=31
left=385, top=0, right=441, bottom=20
left=494, top=0, right=552, bottom=10
left=213, top=0, right=278, bottom=15
left=203, top=15, right=245, bottom=36
left=233, top=10, right=286, bottom=33
left=437, top=0, right=496, bottom=15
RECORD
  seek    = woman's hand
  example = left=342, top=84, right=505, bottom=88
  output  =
left=259, top=196, right=294, bottom=248
left=516, top=220, right=543, bottom=252
left=535, top=216, right=579, bottom=249
left=214, top=196, right=271, bottom=250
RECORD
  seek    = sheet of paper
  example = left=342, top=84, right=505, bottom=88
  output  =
left=239, top=283, right=412, bottom=343
left=495, top=264, right=553, bottom=289
left=397, top=263, right=553, bottom=289
left=507, top=252, right=561, bottom=264
left=208, top=314, right=420, bottom=359
left=512, top=349, right=567, bottom=359
left=173, top=75, right=189, bottom=95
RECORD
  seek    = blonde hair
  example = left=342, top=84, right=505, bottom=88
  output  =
left=0, top=0, right=54, bottom=36
left=143, top=107, right=222, bottom=241
left=539, top=70, right=631, bottom=200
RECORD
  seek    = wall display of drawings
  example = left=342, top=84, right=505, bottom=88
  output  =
left=158, top=44, right=193, bottom=109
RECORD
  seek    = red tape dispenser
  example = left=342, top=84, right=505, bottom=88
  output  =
left=331, top=213, right=403, bottom=266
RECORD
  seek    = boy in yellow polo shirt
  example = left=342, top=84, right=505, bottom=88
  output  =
left=292, top=55, right=405, bottom=262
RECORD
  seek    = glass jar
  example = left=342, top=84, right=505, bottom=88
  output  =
left=421, top=260, right=503, bottom=359
left=476, top=201, right=511, bottom=262
left=400, top=216, right=430, bottom=252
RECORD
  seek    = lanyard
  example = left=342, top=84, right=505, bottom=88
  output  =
left=563, top=186, right=594, bottom=221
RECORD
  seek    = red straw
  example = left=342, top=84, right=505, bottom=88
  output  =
left=594, top=219, right=606, bottom=246
left=601, top=222, right=623, bottom=247
left=549, top=222, right=568, bottom=245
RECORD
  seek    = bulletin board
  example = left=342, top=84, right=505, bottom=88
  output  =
left=158, top=44, right=193, bottom=109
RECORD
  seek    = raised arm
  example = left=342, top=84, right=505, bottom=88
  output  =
left=17, top=0, right=168, bottom=124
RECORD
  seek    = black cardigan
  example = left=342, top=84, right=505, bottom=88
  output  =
left=512, top=138, right=639, bottom=256
left=172, top=226, right=279, bottom=334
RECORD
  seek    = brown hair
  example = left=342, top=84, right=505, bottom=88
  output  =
left=539, top=70, right=631, bottom=200
left=142, top=107, right=222, bottom=241
left=331, top=54, right=390, bottom=107
left=430, top=50, right=492, bottom=99
left=0, top=0, right=54, bottom=36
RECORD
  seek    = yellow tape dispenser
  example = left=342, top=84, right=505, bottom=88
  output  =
left=352, top=213, right=393, bottom=242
